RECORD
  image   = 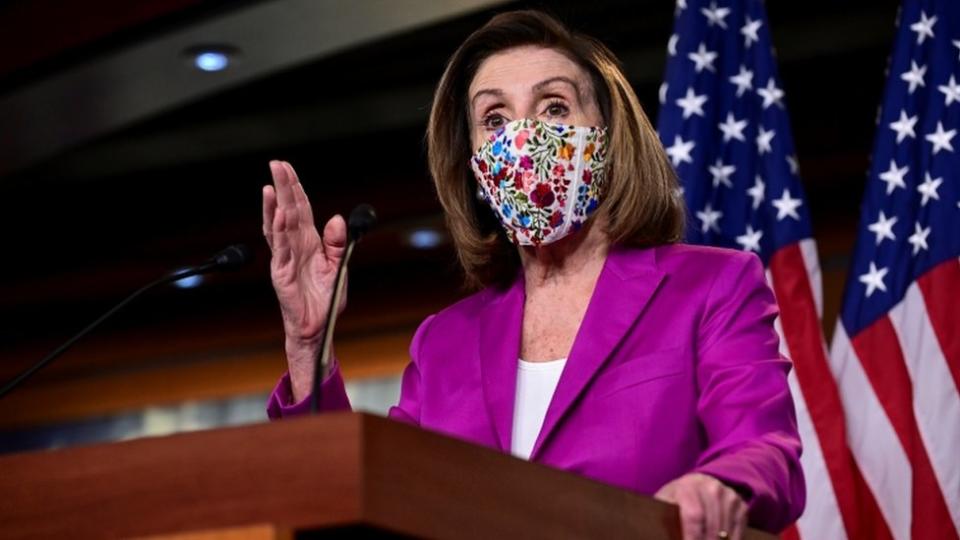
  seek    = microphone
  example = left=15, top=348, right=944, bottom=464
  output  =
left=310, top=204, right=377, bottom=413
left=210, top=244, right=252, bottom=269
left=348, top=203, right=377, bottom=241
left=0, top=244, right=252, bottom=400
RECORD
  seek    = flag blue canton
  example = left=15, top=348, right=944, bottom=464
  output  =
left=656, top=0, right=812, bottom=267
left=840, top=1, right=960, bottom=335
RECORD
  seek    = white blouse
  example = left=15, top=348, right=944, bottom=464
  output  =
left=510, top=358, right=567, bottom=460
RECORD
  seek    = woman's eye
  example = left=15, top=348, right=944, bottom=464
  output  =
left=544, top=102, right=569, bottom=118
left=483, top=114, right=507, bottom=129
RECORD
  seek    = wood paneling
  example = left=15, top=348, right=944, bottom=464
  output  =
left=0, top=328, right=413, bottom=430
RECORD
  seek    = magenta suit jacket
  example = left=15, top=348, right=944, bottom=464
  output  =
left=268, top=243, right=805, bottom=532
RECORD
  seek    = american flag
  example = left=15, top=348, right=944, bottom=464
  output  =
left=655, top=1, right=867, bottom=538
left=829, top=1, right=960, bottom=539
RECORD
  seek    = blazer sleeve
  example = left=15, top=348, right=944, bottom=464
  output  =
left=691, top=252, right=806, bottom=532
left=265, top=314, right=436, bottom=423
left=266, top=358, right=352, bottom=418
left=386, top=314, right=436, bottom=426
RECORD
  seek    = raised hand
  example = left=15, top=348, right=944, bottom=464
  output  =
left=263, top=160, right=347, bottom=402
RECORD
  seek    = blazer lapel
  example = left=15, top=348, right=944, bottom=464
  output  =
left=478, top=275, right=525, bottom=452
left=529, top=245, right=665, bottom=460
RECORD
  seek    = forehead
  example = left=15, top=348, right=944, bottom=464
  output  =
left=468, top=46, right=592, bottom=97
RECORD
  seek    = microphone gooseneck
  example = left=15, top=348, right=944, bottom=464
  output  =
left=310, top=204, right=377, bottom=413
left=0, top=244, right=251, bottom=400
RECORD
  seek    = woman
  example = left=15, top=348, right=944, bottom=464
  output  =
left=262, top=10, right=804, bottom=540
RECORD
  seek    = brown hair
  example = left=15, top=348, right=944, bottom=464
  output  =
left=427, top=9, right=684, bottom=289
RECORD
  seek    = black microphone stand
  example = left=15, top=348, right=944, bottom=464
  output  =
left=0, top=245, right=249, bottom=400
left=310, top=204, right=376, bottom=414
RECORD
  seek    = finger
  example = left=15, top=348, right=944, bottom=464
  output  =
left=272, top=198, right=292, bottom=267
left=675, top=487, right=706, bottom=540
left=714, top=487, right=739, bottom=540
left=729, top=498, right=748, bottom=540
left=323, top=214, right=348, bottom=262
left=292, top=181, right=315, bottom=230
left=270, top=160, right=297, bottom=214
left=262, top=184, right=277, bottom=250
left=283, top=161, right=310, bottom=231
left=700, top=480, right=723, bottom=540
left=282, top=159, right=301, bottom=184
left=654, top=483, right=677, bottom=504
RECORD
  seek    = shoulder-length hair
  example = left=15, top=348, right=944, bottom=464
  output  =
left=427, top=9, right=684, bottom=289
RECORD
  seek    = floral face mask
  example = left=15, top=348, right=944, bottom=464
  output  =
left=470, top=119, right=607, bottom=246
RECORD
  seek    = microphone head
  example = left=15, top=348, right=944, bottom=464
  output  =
left=211, top=244, right=252, bottom=268
left=348, top=204, right=377, bottom=241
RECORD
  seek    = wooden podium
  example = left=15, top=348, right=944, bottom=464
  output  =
left=0, top=412, right=775, bottom=539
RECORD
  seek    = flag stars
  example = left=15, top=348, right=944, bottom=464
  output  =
left=888, top=110, right=918, bottom=143
left=668, top=34, right=679, bottom=56
left=757, top=79, right=784, bottom=109
left=718, top=112, right=748, bottom=142
left=954, top=40, right=960, bottom=60
left=938, top=75, right=960, bottom=106
left=901, top=61, right=927, bottom=94
left=917, top=173, right=943, bottom=206
left=756, top=126, right=776, bottom=154
left=700, top=1, right=731, bottom=29
left=729, top=65, right=753, bottom=97
left=665, top=135, right=695, bottom=166
left=709, top=158, right=736, bottom=188
left=741, top=17, right=762, bottom=48
left=688, top=42, right=718, bottom=73
left=907, top=223, right=931, bottom=255
left=772, top=189, right=803, bottom=221
left=859, top=262, right=889, bottom=298
left=926, top=121, right=956, bottom=154
left=676, top=87, right=708, bottom=118
left=787, top=155, right=799, bottom=175
left=878, top=160, right=909, bottom=195
left=659, top=82, right=668, bottom=105
left=909, top=11, right=937, bottom=45
left=736, top=225, right=763, bottom=253
left=747, top=175, right=765, bottom=209
left=867, top=210, right=898, bottom=245
left=696, top=204, right=723, bottom=233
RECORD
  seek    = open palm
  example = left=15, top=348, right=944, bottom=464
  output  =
left=262, top=161, right=346, bottom=397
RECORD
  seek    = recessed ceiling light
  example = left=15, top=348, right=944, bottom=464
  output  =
left=173, top=273, right=204, bottom=289
left=408, top=228, right=445, bottom=249
left=194, top=51, right=230, bottom=72
left=183, top=45, right=239, bottom=72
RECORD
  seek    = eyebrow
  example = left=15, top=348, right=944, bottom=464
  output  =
left=470, top=76, right=584, bottom=107
left=532, top=76, right=581, bottom=96
left=470, top=88, right=504, bottom=106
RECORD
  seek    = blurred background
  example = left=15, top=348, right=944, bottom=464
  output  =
left=0, top=0, right=897, bottom=452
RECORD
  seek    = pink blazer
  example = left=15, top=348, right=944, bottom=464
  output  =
left=268, top=243, right=805, bottom=532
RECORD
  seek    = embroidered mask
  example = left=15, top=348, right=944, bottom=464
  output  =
left=470, top=118, right=608, bottom=246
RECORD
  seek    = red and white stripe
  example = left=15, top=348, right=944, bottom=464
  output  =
left=766, top=239, right=873, bottom=540
left=830, top=257, right=960, bottom=540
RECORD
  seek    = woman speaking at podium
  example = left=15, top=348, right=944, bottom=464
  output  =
left=261, top=10, right=804, bottom=539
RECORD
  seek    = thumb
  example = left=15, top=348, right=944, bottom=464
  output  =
left=323, top=214, right=348, bottom=262
left=654, top=482, right=678, bottom=503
